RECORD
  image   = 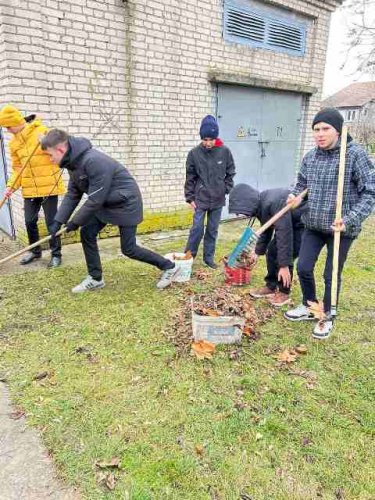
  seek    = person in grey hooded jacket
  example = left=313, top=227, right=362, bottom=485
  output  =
left=229, top=183, right=306, bottom=307
left=41, top=129, right=180, bottom=293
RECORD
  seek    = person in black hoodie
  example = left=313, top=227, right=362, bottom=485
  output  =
left=229, top=184, right=307, bottom=306
left=184, top=115, right=236, bottom=268
left=41, top=129, right=180, bottom=293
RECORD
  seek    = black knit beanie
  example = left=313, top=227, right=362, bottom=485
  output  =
left=312, top=107, right=344, bottom=133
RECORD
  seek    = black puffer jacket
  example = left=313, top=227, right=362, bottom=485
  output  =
left=55, top=137, right=143, bottom=227
left=184, top=141, right=236, bottom=210
left=229, top=184, right=307, bottom=267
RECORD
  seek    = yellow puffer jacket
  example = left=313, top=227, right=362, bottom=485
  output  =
left=7, top=118, right=66, bottom=198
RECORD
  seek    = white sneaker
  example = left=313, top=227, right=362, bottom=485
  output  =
left=284, top=304, right=315, bottom=321
left=312, top=320, right=333, bottom=340
left=156, top=265, right=182, bottom=289
left=71, top=276, right=105, bottom=293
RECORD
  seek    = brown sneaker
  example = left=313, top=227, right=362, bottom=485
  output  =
left=249, top=286, right=275, bottom=299
left=268, top=291, right=292, bottom=307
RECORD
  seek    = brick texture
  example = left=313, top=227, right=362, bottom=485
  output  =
left=0, top=0, right=342, bottom=237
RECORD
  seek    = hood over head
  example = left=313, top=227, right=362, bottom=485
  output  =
left=229, top=183, right=260, bottom=217
left=61, top=136, right=92, bottom=170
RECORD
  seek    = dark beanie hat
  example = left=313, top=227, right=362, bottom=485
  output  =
left=199, top=115, right=219, bottom=139
left=312, top=107, right=344, bottom=133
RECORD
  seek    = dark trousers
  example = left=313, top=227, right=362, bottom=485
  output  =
left=24, top=196, right=61, bottom=257
left=265, top=225, right=303, bottom=294
left=185, top=207, right=222, bottom=262
left=297, top=229, right=354, bottom=313
left=80, top=216, right=174, bottom=281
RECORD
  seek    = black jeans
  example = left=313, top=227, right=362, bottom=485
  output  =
left=265, top=225, right=304, bottom=294
left=24, top=196, right=61, bottom=258
left=297, top=229, right=354, bottom=313
left=80, top=216, right=174, bottom=280
left=185, top=207, right=222, bottom=262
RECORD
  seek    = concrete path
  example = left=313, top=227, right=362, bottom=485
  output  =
left=0, top=383, right=79, bottom=500
left=0, top=228, right=190, bottom=276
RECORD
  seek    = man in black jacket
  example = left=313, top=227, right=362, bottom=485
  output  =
left=229, top=184, right=306, bottom=307
left=41, top=129, right=180, bottom=293
left=184, top=115, right=236, bottom=268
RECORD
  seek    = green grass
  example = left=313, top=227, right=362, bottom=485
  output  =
left=0, top=218, right=374, bottom=499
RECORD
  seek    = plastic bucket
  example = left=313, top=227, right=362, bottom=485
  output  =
left=165, top=252, right=193, bottom=283
left=224, top=261, right=252, bottom=286
left=192, top=310, right=244, bottom=344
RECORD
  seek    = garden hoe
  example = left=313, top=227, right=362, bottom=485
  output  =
left=226, top=188, right=308, bottom=268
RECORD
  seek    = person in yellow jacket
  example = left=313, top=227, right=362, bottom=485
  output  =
left=0, top=104, right=66, bottom=267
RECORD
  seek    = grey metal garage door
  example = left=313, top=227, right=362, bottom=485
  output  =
left=217, top=84, right=303, bottom=216
left=0, top=131, right=14, bottom=236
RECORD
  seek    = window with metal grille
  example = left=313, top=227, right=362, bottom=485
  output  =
left=224, top=0, right=307, bottom=56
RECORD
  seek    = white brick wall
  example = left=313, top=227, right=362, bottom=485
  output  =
left=0, top=0, right=342, bottom=235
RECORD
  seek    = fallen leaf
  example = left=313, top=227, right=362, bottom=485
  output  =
left=173, top=251, right=193, bottom=260
left=191, top=340, right=216, bottom=360
left=9, top=408, right=26, bottom=420
left=33, top=371, right=49, bottom=381
left=242, top=325, right=255, bottom=336
left=195, top=269, right=210, bottom=281
left=229, top=349, right=241, bottom=360
left=202, top=308, right=221, bottom=317
left=335, top=487, right=345, bottom=499
left=234, top=401, right=247, bottom=411
left=276, top=349, right=297, bottom=363
left=194, top=443, right=205, bottom=456
left=95, top=457, right=121, bottom=469
left=295, top=344, right=308, bottom=354
left=240, top=494, right=254, bottom=500
left=96, top=471, right=117, bottom=491
left=307, top=300, right=327, bottom=321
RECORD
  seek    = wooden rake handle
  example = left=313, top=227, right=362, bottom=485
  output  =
left=331, top=125, right=348, bottom=316
left=256, top=188, right=308, bottom=237
left=0, top=141, right=41, bottom=210
left=0, top=228, right=67, bottom=266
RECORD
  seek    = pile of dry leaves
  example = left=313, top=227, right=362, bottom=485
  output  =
left=167, top=287, right=275, bottom=355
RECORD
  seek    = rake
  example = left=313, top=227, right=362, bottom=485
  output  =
left=0, top=228, right=67, bottom=266
left=226, top=188, right=308, bottom=268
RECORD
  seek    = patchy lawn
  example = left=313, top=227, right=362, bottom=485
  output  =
left=0, top=218, right=374, bottom=500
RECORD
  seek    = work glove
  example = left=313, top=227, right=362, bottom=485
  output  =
left=65, top=220, right=79, bottom=233
left=49, top=221, right=62, bottom=237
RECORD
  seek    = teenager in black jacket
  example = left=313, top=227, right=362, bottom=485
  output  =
left=41, top=129, right=180, bottom=292
left=184, top=115, right=236, bottom=268
left=229, top=184, right=307, bottom=307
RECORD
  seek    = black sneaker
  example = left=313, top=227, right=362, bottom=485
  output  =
left=203, top=261, right=218, bottom=270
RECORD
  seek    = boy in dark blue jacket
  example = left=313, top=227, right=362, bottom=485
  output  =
left=184, top=115, right=236, bottom=268
left=229, top=184, right=306, bottom=306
